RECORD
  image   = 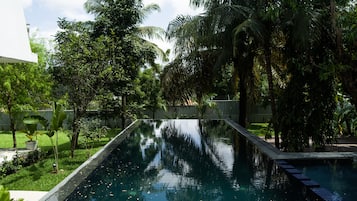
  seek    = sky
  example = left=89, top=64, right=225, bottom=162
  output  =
left=20, top=0, right=203, bottom=54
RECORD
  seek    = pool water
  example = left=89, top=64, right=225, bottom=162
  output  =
left=66, top=119, right=304, bottom=201
left=293, top=160, right=357, bottom=201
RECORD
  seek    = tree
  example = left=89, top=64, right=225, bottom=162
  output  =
left=338, top=3, right=357, bottom=107
left=161, top=57, right=193, bottom=106
left=0, top=38, right=51, bottom=148
left=45, top=101, right=67, bottom=173
left=85, top=0, right=166, bottom=126
left=172, top=0, right=260, bottom=127
left=136, top=68, right=165, bottom=119
left=52, top=19, right=109, bottom=157
left=275, top=0, right=347, bottom=151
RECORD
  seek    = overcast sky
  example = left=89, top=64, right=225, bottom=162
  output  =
left=20, top=0, right=203, bottom=54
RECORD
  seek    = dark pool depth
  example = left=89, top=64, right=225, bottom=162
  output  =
left=293, top=160, right=357, bottom=201
left=66, top=119, right=304, bottom=201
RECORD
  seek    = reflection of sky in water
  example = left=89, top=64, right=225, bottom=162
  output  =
left=156, top=169, right=199, bottom=188
left=158, top=119, right=203, bottom=150
left=211, top=141, right=234, bottom=176
left=146, top=120, right=235, bottom=186
left=140, top=135, right=155, bottom=160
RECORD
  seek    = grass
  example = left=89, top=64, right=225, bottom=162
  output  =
left=247, top=123, right=273, bottom=138
left=0, top=131, right=69, bottom=151
left=0, top=128, right=121, bottom=191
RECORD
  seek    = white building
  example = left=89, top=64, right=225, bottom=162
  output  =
left=0, top=0, right=37, bottom=63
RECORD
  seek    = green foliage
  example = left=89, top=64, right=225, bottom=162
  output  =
left=0, top=128, right=114, bottom=191
left=22, top=115, right=48, bottom=141
left=0, top=38, right=52, bottom=148
left=135, top=68, right=165, bottom=119
left=0, top=150, right=43, bottom=178
left=335, top=94, right=357, bottom=136
left=0, top=185, right=10, bottom=201
left=44, top=102, right=67, bottom=173
left=0, top=147, right=101, bottom=191
left=197, top=93, right=217, bottom=119
left=52, top=19, right=112, bottom=156
left=79, top=118, right=109, bottom=157
left=84, top=0, right=166, bottom=126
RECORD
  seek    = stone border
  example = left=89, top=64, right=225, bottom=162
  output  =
left=275, top=160, right=338, bottom=201
left=39, top=120, right=141, bottom=201
left=225, top=119, right=357, bottom=160
left=225, top=119, right=351, bottom=201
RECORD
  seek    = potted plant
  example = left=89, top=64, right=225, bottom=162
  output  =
left=23, top=115, right=48, bottom=150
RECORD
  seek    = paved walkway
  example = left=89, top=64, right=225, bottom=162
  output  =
left=9, top=190, right=48, bottom=201
left=0, top=148, right=32, bottom=165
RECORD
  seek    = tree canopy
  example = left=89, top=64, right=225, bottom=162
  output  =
left=0, top=38, right=51, bottom=148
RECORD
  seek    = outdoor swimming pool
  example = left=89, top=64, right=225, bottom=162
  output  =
left=60, top=119, right=305, bottom=201
left=293, top=159, right=357, bottom=201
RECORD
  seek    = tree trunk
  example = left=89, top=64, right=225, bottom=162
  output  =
left=235, top=53, right=254, bottom=128
left=70, top=108, right=82, bottom=158
left=152, top=106, right=156, bottom=119
left=10, top=116, right=16, bottom=149
left=238, top=75, right=247, bottom=127
left=121, top=95, right=126, bottom=128
left=7, top=101, right=16, bottom=148
left=264, top=46, right=280, bottom=149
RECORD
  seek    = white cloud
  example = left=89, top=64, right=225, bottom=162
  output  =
left=143, top=0, right=203, bottom=17
left=20, top=0, right=33, bottom=9
left=38, top=0, right=92, bottom=21
left=171, top=0, right=203, bottom=16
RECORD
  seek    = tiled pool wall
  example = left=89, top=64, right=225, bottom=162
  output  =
left=40, top=120, right=141, bottom=201
left=226, top=119, right=341, bottom=201
left=276, top=160, right=340, bottom=201
left=238, top=136, right=338, bottom=201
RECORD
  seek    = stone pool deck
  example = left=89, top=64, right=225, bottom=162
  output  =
left=9, top=190, right=48, bottom=201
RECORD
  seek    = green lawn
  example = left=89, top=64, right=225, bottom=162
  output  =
left=0, top=131, right=69, bottom=151
left=0, top=129, right=120, bottom=191
left=247, top=123, right=273, bottom=138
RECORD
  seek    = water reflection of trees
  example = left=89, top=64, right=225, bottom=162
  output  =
left=68, top=120, right=303, bottom=201
left=160, top=120, right=302, bottom=200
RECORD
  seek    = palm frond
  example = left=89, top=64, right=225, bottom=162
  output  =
left=136, top=26, right=165, bottom=40
left=139, top=3, right=161, bottom=23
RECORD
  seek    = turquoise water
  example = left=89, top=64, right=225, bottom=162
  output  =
left=294, top=160, right=357, bottom=201
left=66, top=120, right=304, bottom=201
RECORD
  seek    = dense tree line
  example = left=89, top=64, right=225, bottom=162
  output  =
left=164, top=0, right=357, bottom=151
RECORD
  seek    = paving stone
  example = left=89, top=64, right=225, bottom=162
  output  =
left=310, top=187, right=335, bottom=201
left=301, top=180, right=320, bottom=188
left=278, top=164, right=295, bottom=169
left=290, top=173, right=310, bottom=180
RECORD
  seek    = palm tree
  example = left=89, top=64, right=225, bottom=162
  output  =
left=231, top=0, right=284, bottom=147
left=166, top=0, right=259, bottom=127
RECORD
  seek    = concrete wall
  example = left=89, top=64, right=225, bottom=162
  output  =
left=0, top=101, right=272, bottom=130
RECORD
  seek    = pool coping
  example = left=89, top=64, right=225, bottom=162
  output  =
left=40, top=120, right=141, bottom=201
left=225, top=119, right=357, bottom=160
left=226, top=119, right=356, bottom=201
